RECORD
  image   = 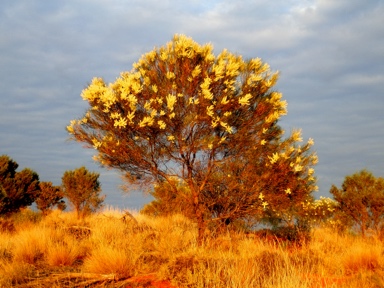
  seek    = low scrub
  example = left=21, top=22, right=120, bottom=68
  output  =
left=0, top=208, right=383, bottom=287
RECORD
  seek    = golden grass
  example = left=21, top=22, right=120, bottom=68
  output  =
left=0, top=208, right=383, bottom=287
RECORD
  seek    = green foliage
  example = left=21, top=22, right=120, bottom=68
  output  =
left=0, top=155, right=40, bottom=216
left=61, top=167, right=104, bottom=218
left=330, top=169, right=384, bottom=237
left=35, top=182, right=66, bottom=215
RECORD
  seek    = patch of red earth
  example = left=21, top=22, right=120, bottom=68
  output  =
left=125, top=273, right=177, bottom=288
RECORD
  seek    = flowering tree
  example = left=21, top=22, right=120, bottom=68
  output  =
left=68, top=35, right=317, bottom=243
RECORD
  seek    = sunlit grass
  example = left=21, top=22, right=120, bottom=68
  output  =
left=0, top=208, right=383, bottom=287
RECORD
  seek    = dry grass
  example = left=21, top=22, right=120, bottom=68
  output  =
left=0, top=208, right=383, bottom=287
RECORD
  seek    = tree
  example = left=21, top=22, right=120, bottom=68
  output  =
left=330, top=169, right=384, bottom=237
left=0, top=155, right=40, bottom=216
left=61, top=167, right=104, bottom=218
left=68, top=35, right=317, bottom=243
left=35, top=182, right=66, bottom=215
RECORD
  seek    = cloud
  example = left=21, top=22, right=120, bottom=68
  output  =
left=1, top=0, right=383, bottom=209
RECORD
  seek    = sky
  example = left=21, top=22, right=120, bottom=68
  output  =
left=1, top=0, right=383, bottom=210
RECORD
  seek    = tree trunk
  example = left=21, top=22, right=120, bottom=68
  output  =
left=196, top=204, right=206, bottom=246
left=361, top=221, right=366, bottom=238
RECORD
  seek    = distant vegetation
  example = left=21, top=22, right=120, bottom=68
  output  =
left=0, top=155, right=104, bottom=218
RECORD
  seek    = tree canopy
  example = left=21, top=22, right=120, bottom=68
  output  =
left=0, top=155, right=40, bottom=215
left=35, top=181, right=66, bottom=215
left=61, top=167, right=104, bottom=218
left=330, top=169, right=384, bottom=237
left=68, top=35, right=318, bottom=242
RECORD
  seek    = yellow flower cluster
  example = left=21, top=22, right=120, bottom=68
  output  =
left=292, top=129, right=303, bottom=142
left=166, top=94, right=177, bottom=111
left=238, top=93, right=252, bottom=106
left=114, top=117, right=127, bottom=128
left=269, top=152, right=279, bottom=164
left=200, top=77, right=213, bottom=100
left=73, top=34, right=295, bottom=154
left=139, top=116, right=154, bottom=128
left=66, top=120, right=77, bottom=134
left=92, top=138, right=102, bottom=149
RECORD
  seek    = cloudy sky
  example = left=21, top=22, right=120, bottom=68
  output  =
left=1, top=0, right=383, bottom=209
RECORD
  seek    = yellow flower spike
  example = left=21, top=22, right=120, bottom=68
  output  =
left=293, top=164, right=303, bottom=172
left=206, top=105, right=214, bottom=118
left=201, top=77, right=213, bottom=99
left=307, top=138, right=315, bottom=146
left=225, top=126, right=233, bottom=134
left=211, top=119, right=219, bottom=128
left=249, top=58, right=262, bottom=70
left=258, top=193, right=264, bottom=200
left=150, top=109, right=157, bottom=118
left=260, top=139, right=266, bottom=145
left=192, top=65, right=201, bottom=78
left=167, top=135, right=175, bottom=142
left=139, top=116, right=154, bottom=128
left=262, top=201, right=268, bottom=209
left=92, top=138, right=102, bottom=149
left=166, top=94, right=177, bottom=111
left=238, top=93, right=252, bottom=106
left=311, top=154, right=318, bottom=165
left=114, top=117, right=127, bottom=128
left=166, top=71, right=175, bottom=80
left=158, top=120, right=166, bottom=129
left=144, top=101, right=151, bottom=111
left=268, top=152, right=279, bottom=164
left=221, top=96, right=229, bottom=105
left=127, top=111, right=135, bottom=124
left=110, top=112, right=120, bottom=119
left=66, top=124, right=74, bottom=134
left=285, top=188, right=291, bottom=195
left=292, top=129, right=303, bottom=142
left=265, top=111, right=281, bottom=123
left=152, top=85, right=158, bottom=93
left=160, top=51, right=168, bottom=61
